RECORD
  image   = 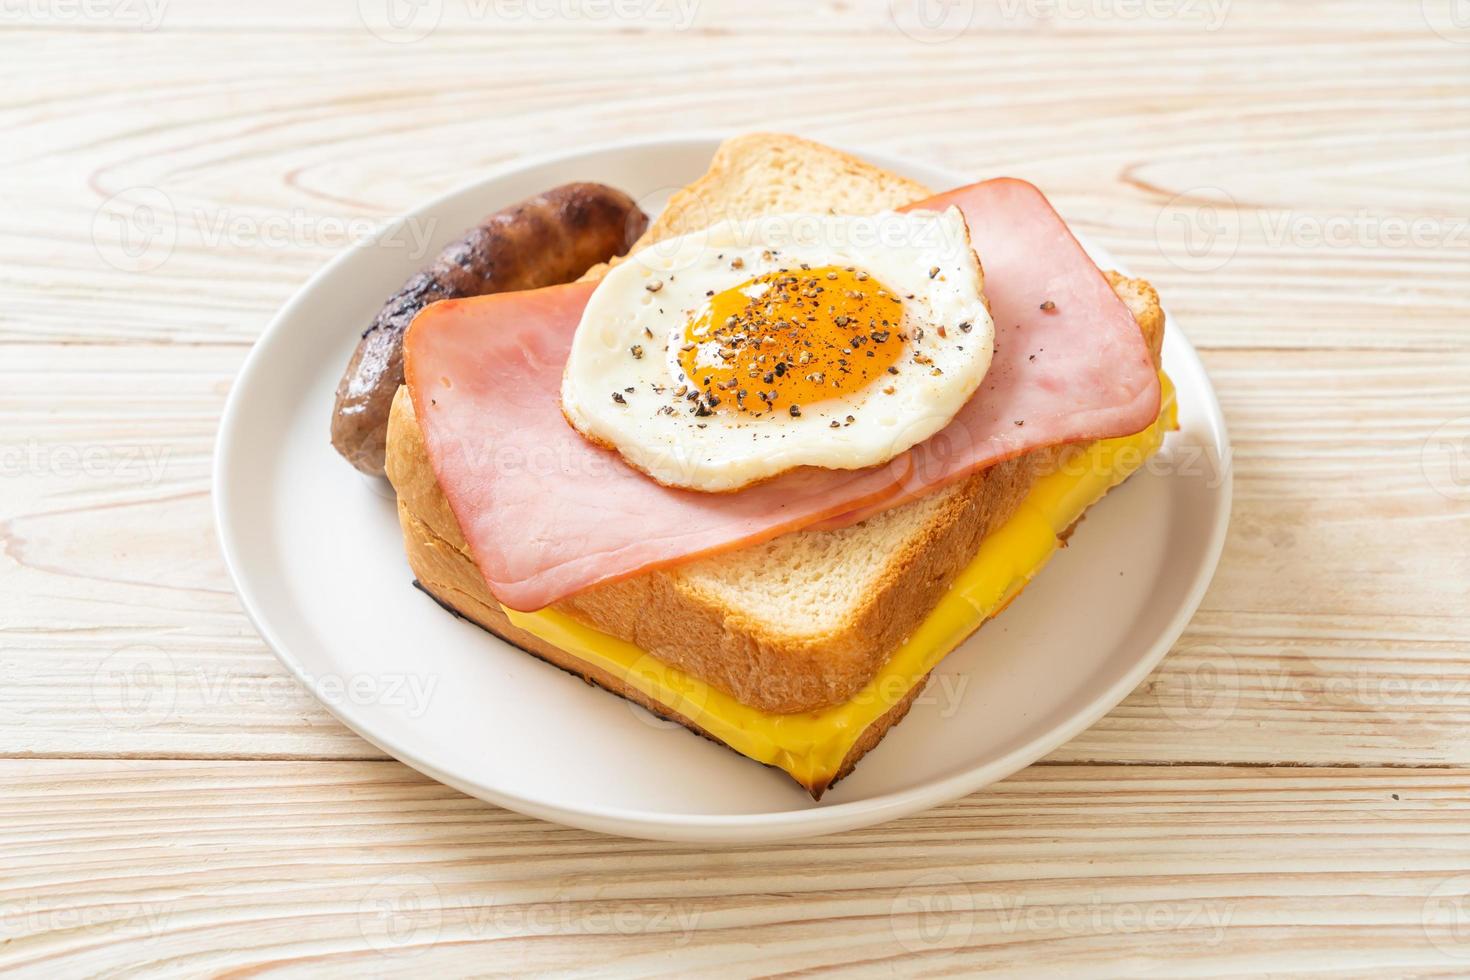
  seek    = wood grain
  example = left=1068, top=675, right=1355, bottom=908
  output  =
left=4, top=7, right=1467, bottom=351
left=4, top=762, right=1470, bottom=976
left=3, top=0, right=1469, bottom=972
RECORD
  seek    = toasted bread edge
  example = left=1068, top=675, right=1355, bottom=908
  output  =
left=393, top=495, right=921, bottom=800
left=384, top=132, right=1167, bottom=729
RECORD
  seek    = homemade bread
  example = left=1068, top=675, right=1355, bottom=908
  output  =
left=389, top=275, right=1160, bottom=707
left=388, top=133, right=1163, bottom=733
left=579, top=133, right=931, bottom=282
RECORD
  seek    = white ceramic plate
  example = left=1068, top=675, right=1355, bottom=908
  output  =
left=215, top=137, right=1231, bottom=843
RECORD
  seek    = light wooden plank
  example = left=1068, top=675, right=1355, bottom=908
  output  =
left=3, top=2, right=1468, bottom=975
left=2, top=24, right=1465, bottom=350
left=2, top=761, right=1469, bottom=976
left=0, top=0, right=1447, bottom=37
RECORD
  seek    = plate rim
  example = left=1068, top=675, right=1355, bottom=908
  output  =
left=215, top=134, right=1233, bottom=843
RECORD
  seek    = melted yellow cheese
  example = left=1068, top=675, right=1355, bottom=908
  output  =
left=507, top=375, right=1177, bottom=789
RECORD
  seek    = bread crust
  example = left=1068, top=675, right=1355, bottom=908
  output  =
left=385, top=270, right=1163, bottom=715
left=394, top=498, right=920, bottom=799
left=385, top=133, right=1168, bottom=722
left=379, top=135, right=1172, bottom=792
left=579, top=133, right=933, bottom=282
left=554, top=453, right=1046, bottom=711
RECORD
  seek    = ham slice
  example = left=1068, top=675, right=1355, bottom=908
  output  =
left=403, top=283, right=913, bottom=611
left=403, top=178, right=1160, bottom=611
left=813, top=178, right=1162, bottom=527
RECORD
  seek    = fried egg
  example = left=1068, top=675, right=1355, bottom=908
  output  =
left=560, top=208, right=994, bottom=492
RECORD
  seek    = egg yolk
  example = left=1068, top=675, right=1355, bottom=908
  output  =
left=678, top=265, right=905, bottom=416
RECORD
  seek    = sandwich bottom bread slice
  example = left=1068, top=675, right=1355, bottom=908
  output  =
left=385, top=134, right=1174, bottom=798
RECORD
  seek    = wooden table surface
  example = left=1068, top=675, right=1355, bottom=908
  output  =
left=4, top=0, right=1469, bottom=974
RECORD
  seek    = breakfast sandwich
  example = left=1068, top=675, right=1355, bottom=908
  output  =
left=372, top=134, right=1173, bottom=799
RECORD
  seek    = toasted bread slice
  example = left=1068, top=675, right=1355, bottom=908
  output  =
left=579, top=133, right=931, bottom=282
left=389, top=275, right=1159, bottom=714
left=391, top=489, right=929, bottom=798
left=388, top=269, right=1160, bottom=796
left=388, top=134, right=1164, bottom=721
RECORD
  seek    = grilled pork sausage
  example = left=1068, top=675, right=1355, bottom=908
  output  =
left=331, top=182, right=647, bottom=475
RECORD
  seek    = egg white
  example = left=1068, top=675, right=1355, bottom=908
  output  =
left=560, top=209, right=994, bottom=492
